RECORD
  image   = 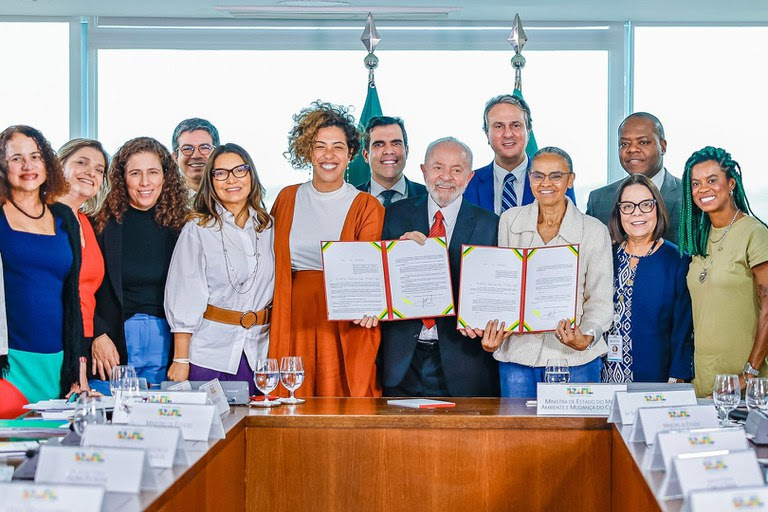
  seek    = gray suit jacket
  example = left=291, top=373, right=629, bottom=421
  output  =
left=585, top=170, right=682, bottom=246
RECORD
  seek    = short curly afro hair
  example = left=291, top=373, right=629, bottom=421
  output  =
left=284, top=100, right=361, bottom=170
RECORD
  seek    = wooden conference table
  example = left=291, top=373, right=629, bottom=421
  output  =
left=137, top=397, right=674, bottom=512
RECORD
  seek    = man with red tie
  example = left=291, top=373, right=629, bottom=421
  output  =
left=379, top=137, right=500, bottom=397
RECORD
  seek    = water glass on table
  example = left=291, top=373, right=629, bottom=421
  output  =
left=253, top=358, right=281, bottom=407
left=746, top=377, right=768, bottom=413
left=280, top=356, right=306, bottom=405
left=73, top=394, right=107, bottom=436
left=544, top=359, right=570, bottom=383
left=713, top=374, right=741, bottom=426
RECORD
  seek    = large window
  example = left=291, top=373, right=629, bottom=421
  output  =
left=634, top=26, right=768, bottom=218
left=98, top=48, right=607, bottom=206
left=0, top=22, right=70, bottom=148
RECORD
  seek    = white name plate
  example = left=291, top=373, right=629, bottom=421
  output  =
left=0, top=483, right=104, bottom=512
left=660, top=449, right=764, bottom=500
left=536, top=383, right=626, bottom=416
left=607, top=388, right=698, bottom=425
left=113, top=390, right=209, bottom=424
left=631, top=404, right=719, bottom=444
left=35, top=445, right=156, bottom=494
left=643, top=427, right=748, bottom=472
left=128, top=403, right=224, bottom=441
left=82, top=423, right=189, bottom=469
left=200, top=379, right=230, bottom=417
left=687, top=486, right=768, bottom=512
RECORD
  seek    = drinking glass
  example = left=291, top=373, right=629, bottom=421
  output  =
left=280, top=356, right=306, bottom=405
left=253, top=359, right=281, bottom=407
left=712, top=374, right=741, bottom=426
left=72, top=394, right=107, bottom=436
left=544, top=359, right=570, bottom=383
left=109, top=365, right=137, bottom=398
left=746, top=377, right=768, bottom=413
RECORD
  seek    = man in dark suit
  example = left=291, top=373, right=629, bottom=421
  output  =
left=380, top=137, right=500, bottom=397
left=355, top=116, right=426, bottom=206
left=464, top=94, right=575, bottom=213
left=586, top=112, right=681, bottom=245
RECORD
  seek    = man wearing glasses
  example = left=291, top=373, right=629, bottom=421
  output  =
left=171, top=118, right=220, bottom=195
left=586, top=112, right=681, bottom=245
left=464, top=94, right=575, bottom=214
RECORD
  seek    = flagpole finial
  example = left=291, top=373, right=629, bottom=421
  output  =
left=507, top=13, right=528, bottom=91
left=361, top=12, right=381, bottom=88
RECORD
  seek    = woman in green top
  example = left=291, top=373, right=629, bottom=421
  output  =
left=679, top=146, right=768, bottom=397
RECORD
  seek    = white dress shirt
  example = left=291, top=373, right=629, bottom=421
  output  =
left=165, top=206, right=275, bottom=374
left=419, top=194, right=463, bottom=341
left=492, top=156, right=528, bottom=215
left=650, top=168, right=666, bottom=192
left=370, top=175, right=408, bottom=205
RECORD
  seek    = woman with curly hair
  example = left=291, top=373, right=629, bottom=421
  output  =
left=164, top=143, right=274, bottom=395
left=0, top=125, right=84, bottom=417
left=91, top=137, right=188, bottom=391
left=270, top=100, right=384, bottom=397
left=679, top=146, right=768, bottom=397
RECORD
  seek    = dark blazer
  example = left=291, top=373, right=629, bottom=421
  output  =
left=586, top=170, right=682, bottom=246
left=379, top=195, right=500, bottom=396
left=355, top=176, right=427, bottom=203
left=464, top=159, right=577, bottom=213
left=0, top=203, right=84, bottom=396
left=93, top=217, right=179, bottom=370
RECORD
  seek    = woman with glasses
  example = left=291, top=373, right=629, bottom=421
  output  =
left=467, top=147, right=613, bottom=397
left=91, top=137, right=188, bottom=391
left=270, top=100, right=384, bottom=397
left=679, top=147, right=768, bottom=397
left=602, top=174, right=693, bottom=383
left=164, top=143, right=274, bottom=395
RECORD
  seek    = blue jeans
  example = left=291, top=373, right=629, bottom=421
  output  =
left=499, top=358, right=603, bottom=398
left=124, top=314, right=171, bottom=386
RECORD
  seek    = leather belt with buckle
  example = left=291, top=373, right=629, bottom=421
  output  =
left=203, top=304, right=272, bottom=329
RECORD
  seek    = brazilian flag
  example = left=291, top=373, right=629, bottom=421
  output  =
left=514, top=87, right=538, bottom=157
left=346, top=85, right=382, bottom=186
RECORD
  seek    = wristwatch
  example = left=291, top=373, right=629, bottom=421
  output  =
left=742, top=361, right=760, bottom=379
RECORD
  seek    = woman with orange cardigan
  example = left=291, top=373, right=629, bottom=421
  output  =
left=270, top=101, right=384, bottom=397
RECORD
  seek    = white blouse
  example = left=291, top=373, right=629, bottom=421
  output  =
left=165, top=207, right=275, bottom=374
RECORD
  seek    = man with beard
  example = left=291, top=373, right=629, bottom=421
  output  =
left=356, top=116, right=426, bottom=206
left=171, top=118, right=220, bottom=197
left=378, top=137, right=499, bottom=397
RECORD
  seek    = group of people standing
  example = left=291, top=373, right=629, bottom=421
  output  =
left=1, top=93, right=766, bottom=418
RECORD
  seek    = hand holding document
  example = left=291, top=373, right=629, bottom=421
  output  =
left=457, top=244, right=579, bottom=333
left=322, top=238, right=454, bottom=321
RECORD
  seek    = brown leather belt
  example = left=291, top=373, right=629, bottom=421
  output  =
left=203, top=304, right=272, bottom=329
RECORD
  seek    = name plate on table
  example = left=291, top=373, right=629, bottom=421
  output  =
left=113, top=390, right=209, bottom=424
left=643, top=427, right=748, bottom=472
left=199, top=379, right=231, bottom=417
left=82, top=424, right=189, bottom=468
left=128, top=403, right=224, bottom=441
left=659, top=449, right=764, bottom=500
left=536, top=383, right=627, bottom=416
left=0, top=483, right=104, bottom=512
left=686, top=486, right=768, bottom=512
left=607, top=388, right=698, bottom=425
left=630, top=404, right=719, bottom=444
left=35, top=445, right=157, bottom=494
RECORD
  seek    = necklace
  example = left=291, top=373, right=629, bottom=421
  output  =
left=620, top=239, right=657, bottom=259
left=220, top=227, right=260, bottom=294
left=8, top=198, right=46, bottom=220
left=699, top=209, right=741, bottom=284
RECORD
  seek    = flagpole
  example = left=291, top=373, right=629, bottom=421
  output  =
left=361, top=12, right=381, bottom=89
left=508, top=13, right=528, bottom=92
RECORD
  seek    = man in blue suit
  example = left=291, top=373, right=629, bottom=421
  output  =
left=355, top=116, right=426, bottom=206
left=379, top=137, right=500, bottom=397
left=464, top=94, right=575, bottom=212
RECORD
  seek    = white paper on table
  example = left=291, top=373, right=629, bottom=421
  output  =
left=128, top=403, right=222, bottom=441
left=630, top=404, right=719, bottom=444
left=659, top=449, right=764, bottom=499
left=457, top=245, right=522, bottom=330
left=199, top=379, right=231, bottom=417
left=643, top=427, right=748, bottom=472
left=536, top=383, right=627, bottom=416
left=82, top=424, right=189, bottom=469
left=522, top=245, right=578, bottom=332
left=35, top=445, right=156, bottom=493
left=0, top=482, right=104, bottom=511
left=607, top=389, right=698, bottom=425
left=686, top=485, right=768, bottom=512
left=112, top=390, right=209, bottom=424
left=321, top=240, right=388, bottom=320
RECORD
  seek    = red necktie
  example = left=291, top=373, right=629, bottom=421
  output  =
left=422, top=211, right=446, bottom=330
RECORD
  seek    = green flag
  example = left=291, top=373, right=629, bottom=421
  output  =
left=513, top=88, right=538, bottom=157
left=346, top=84, right=382, bottom=186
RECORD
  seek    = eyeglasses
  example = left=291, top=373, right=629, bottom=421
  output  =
left=529, top=171, right=572, bottom=184
left=618, top=199, right=657, bottom=215
left=179, top=144, right=214, bottom=157
left=212, top=164, right=250, bottom=181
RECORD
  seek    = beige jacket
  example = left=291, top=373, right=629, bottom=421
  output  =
left=494, top=198, right=613, bottom=367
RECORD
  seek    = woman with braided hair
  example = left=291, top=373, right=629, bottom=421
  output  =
left=679, top=146, right=768, bottom=397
